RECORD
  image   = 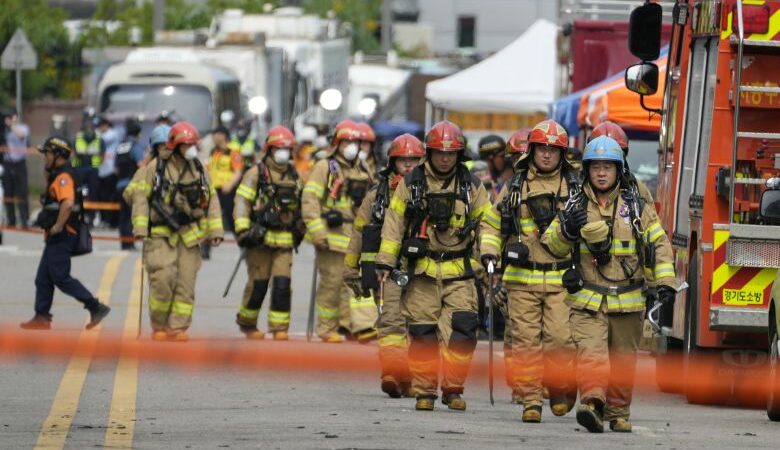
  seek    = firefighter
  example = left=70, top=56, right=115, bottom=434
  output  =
left=302, top=119, right=371, bottom=343
left=115, top=117, right=146, bottom=250
left=204, top=126, right=243, bottom=259
left=20, top=137, right=111, bottom=330
left=125, top=122, right=224, bottom=342
left=343, top=133, right=426, bottom=397
left=230, top=119, right=259, bottom=168
left=506, top=129, right=531, bottom=167
left=480, top=119, right=579, bottom=423
left=355, top=122, right=378, bottom=176
left=477, top=134, right=510, bottom=199
left=233, top=125, right=303, bottom=340
left=542, top=136, right=676, bottom=433
left=587, top=121, right=653, bottom=205
left=375, top=120, right=491, bottom=412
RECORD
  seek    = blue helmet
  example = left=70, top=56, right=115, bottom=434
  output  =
left=150, top=125, right=171, bottom=147
left=582, top=135, right=624, bottom=171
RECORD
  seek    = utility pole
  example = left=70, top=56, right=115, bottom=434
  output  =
left=381, top=0, right=392, bottom=53
left=154, top=0, right=166, bottom=33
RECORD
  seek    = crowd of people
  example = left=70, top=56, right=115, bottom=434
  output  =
left=15, top=111, right=678, bottom=434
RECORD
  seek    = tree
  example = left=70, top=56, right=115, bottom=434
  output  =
left=301, top=0, right=381, bottom=53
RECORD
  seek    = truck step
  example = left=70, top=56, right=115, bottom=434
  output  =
left=733, top=177, right=770, bottom=185
left=737, top=132, right=780, bottom=140
left=739, top=85, right=780, bottom=94
left=730, top=35, right=780, bottom=51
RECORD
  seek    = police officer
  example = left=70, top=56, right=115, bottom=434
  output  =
left=542, top=136, right=676, bottom=433
left=20, top=137, right=111, bottom=330
left=73, top=118, right=104, bottom=223
left=115, top=117, right=146, bottom=250
left=125, top=122, right=224, bottom=342
left=343, top=133, right=426, bottom=397
left=480, top=119, right=578, bottom=422
left=233, top=125, right=303, bottom=340
left=375, top=120, right=491, bottom=412
left=302, top=119, right=372, bottom=343
left=230, top=119, right=259, bottom=169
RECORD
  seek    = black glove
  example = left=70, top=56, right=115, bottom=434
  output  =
left=490, top=283, right=509, bottom=318
left=481, top=254, right=497, bottom=271
left=657, top=285, right=676, bottom=305
left=562, top=207, right=588, bottom=239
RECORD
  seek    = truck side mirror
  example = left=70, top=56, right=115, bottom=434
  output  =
left=629, top=2, right=663, bottom=61
left=760, top=187, right=780, bottom=224
left=625, top=63, right=659, bottom=96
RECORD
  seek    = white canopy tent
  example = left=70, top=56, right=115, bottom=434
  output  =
left=425, top=19, right=558, bottom=127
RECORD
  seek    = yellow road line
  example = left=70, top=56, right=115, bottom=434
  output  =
left=34, top=254, right=126, bottom=450
left=104, top=257, right=143, bottom=449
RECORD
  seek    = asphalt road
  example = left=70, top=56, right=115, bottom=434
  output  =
left=1, top=228, right=779, bottom=449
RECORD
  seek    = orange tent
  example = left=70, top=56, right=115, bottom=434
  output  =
left=577, top=55, right=667, bottom=132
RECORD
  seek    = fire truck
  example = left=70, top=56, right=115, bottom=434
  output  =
left=624, top=0, right=780, bottom=405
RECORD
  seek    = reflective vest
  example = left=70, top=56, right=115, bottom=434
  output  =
left=231, top=137, right=256, bottom=168
left=74, top=133, right=103, bottom=168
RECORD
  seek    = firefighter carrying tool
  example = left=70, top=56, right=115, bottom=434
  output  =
left=302, top=119, right=372, bottom=343
left=125, top=122, right=224, bottom=342
left=375, top=120, right=491, bottom=412
left=232, top=125, right=304, bottom=340
left=343, top=133, right=425, bottom=398
left=542, top=136, right=676, bottom=433
left=480, top=119, right=579, bottom=423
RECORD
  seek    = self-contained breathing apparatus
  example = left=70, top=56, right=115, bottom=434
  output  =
left=240, top=161, right=303, bottom=249
left=359, top=174, right=391, bottom=291
left=400, top=164, right=479, bottom=280
left=150, top=157, right=210, bottom=233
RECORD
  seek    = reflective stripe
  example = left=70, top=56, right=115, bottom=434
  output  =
left=567, top=289, right=602, bottom=310
left=180, top=224, right=206, bottom=245
left=449, top=214, right=466, bottom=228
left=378, top=334, right=407, bottom=348
left=389, top=195, right=406, bottom=215
left=234, top=217, right=251, bottom=232
left=303, top=181, right=325, bottom=197
left=379, top=239, right=401, bottom=258
left=264, top=230, right=294, bottom=247
left=350, top=295, right=376, bottom=310
left=326, top=198, right=352, bottom=209
left=306, top=218, right=325, bottom=234
left=208, top=218, right=224, bottom=232
left=645, top=222, right=665, bottom=244
left=654, top=262, right=675, bottom=280
left=344, top=252, right=360, bottom=268
left=546, top=226, right=572, bottom=256
left=236, top=183, right=257, bottom=201
left=360, top=252, right=377, bottom=262
left=415, top=257, right=478, bottom=278
left=471, top=202, right=490, bottom=220
left=171, top=300, right=193, bottom=316
left=268, top=310, right=290, bottom=324
left=148, top=295, right=171, bottom=313
left=502, top=266, right=564, bottom=285
left=239, top=306, right=260, bottom=320
left=480, top=234, right=503, bottom=254
left=483, top=208, right=501, bottom=230
left=354, top=216, right=368, bottom=229
left=567, top=287, right=646, bottom=312
left=442, top=347, right=472, bottom=364
left=317, top=305, right=339, bottom=319
left=151, top=225, right=172, bottom=236
left=579, top=239, right=636, bottom=256
left=519, top=218, right=538, bottom=234
left=132, top=215, right=149, bottom=228
left=326, top=233, right=351, bottom=252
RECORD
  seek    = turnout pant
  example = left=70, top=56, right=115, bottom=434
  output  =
left=570, top=300, right=643, bottom=420
left=507, top=286, right=576, bottom=408
left=34, top=232, right=100, bottom=315
left=403, top=276, right=479, bottom=397
left=315, top=249, right=351, bottom=337
left=2, top=159, right=29, bottom=227
left=376, top=281, right=409, bottom=384
left=118, top=186, right=134, bottom=248
left=236, top=247, right=293, bottom=332
left=145, top=237, right=202, bottom=333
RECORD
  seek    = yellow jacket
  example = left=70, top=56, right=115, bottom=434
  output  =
left=542, top=183, right=674, bottom=313
left=124, top=154, right=224, bottom=247
left=375, top=161, right=491, bottom=280
left=233, top=158, right=302, bottom=249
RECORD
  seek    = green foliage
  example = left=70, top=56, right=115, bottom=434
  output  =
left=0, top=0, right=76, bottom=103
left=301, top=0, right=381, bottom=53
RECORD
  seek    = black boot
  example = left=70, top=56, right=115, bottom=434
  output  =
left=86, top=303, right=111, bottom=330
left=20, top=314, right=52, bottom=330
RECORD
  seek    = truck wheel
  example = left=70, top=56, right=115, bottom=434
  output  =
left=768, top=318, right=780, bottom=421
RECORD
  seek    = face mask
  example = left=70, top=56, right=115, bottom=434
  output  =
left=342, top=143, right=359, bottom=161
left=273, top=148, right=291, bottom=165
left=358, top=150, right=369, bottom=162
left=183, top=145, right=198, bottom=160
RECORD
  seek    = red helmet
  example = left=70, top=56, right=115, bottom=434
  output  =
left=166, top=121, right=200, bottom=149
left=589, top=121, right=628, bottom=152
left=528, top=119, right=568, bottom=150
left=331, top=119, right=361, bottom=146
left=425, top=120, right=465, bottom=152
left=387, top=133, right=425, bottom=159
left=506, top=128, right=531, bottom=155
left=355, top=122, right=376, bottom=142
left=263, top=125, right=295, bottom=151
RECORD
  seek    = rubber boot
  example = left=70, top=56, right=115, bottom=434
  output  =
left=610, top=418, right=632, bottom=432
left=381, top=375, right=403, bottom=399
left=549, top=391, right=575, bottom=416
left=86, top=303, right=111, bottom=330
left=441, top=393, right=467, bottom=411
left=356, top=328, right=378, bottom=343
left=321, top=333, right=344, bottom=343
left=168, top=331, right=189, bottom=342
left=576, top=401, right=604, bottom=433
left=273, top=331, right=289, bottom=341
left=240, top=326, right=265, bottom=340
left=20, top=314, right=52, bottom=330
left=522, top=405, right=542, bottom=423
left=152, top=330, right=168, bottom=341
left=415, top=395, right=436, bottom=411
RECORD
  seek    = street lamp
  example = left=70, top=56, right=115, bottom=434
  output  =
left=318, top=88, right=343, bottom=111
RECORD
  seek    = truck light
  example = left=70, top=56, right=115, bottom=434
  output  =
left=163, top=85, right=175, bottom=96
left=358, top=96, right=377, bottom=117
left=318, top=88, right=342, bottom=111
left=248, top=96, right=268, bottom=115
left=733, top=4, right=770, bottom=35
